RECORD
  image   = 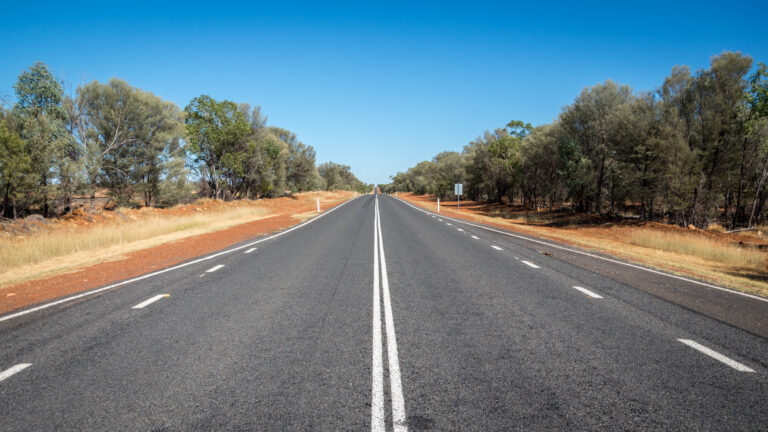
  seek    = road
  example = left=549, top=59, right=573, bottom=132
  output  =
left=1, top=193, right=767, bottom=431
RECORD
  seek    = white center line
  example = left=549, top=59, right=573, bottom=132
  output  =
left=132, top=294, right=170, bottom=309
left=0, top=363, right=31, bottom=383
left=572, top=286, right=603, bottom=299
left=371, top=200, right=385, bottom=431
left=521, top=260, right=540, bottom=268
left=244, top=248, right=257, bottom=254
left=456, top=228, right=464, bottom=232
left=471, top=235, right=479, bottom=239
left=206, top=264, right=225, bottom=273
left=677, top=339, right=755, bottom=372
left=373, top=197, right=409, bottom=432
left=491, top=245, right=503, bottom=251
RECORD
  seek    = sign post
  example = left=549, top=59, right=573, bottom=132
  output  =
left=454, top=183, right=463, bottom=211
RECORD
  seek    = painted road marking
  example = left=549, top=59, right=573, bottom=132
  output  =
left=446, top=223, right=452, bottom=226
left=438, top=219, right=443, bottom=222
left=491, top=245, right=503, bottom=251
left=0, top=196, right=362, bottom=324
left=132, top=294, right=170, bottom=309
left=471, top=235, right=479, bottom=239
left=457, top=228, right=464, bottom=232
left=677, top=339, right=755, bottom=372
left=391, top=197, right=768, bottom=304
left=371, top=199, right=385, bottom=431
left=521, top=260, right=540, bottom=269
left=373, top=197, right=408, bottom=432
left=572, top=286, right=603, bottom=299
left=0, top=364, right=31, bottom=383
left=244, top=248, right=257, bottom=254
left=206, top=264, right=225, bottom=273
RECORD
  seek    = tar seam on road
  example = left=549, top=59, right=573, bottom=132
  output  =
left=0, top=196, right=362, bottom=324
left=677, top=339, right=755, bottom=372
left=392, top=197, right=768, bottom=303
left=372, top=196, right=409, bottom=432
left=0, top=363, right=31, bottom=383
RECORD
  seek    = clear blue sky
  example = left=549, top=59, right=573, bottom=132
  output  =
left=2, top=1, right=767, bottom=185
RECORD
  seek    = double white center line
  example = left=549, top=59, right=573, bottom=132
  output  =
left=372, top=197, right=408, bottom=432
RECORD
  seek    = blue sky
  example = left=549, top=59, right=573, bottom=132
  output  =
left=2, top=1, right=767, bottom=184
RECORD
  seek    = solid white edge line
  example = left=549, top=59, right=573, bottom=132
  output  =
left=131, top=294, right=170, bottom=309
left=491, top=245, right=503, bottom=251
left=244, top=248, right=257, bottom=254
left=677, top=339, right=755, bottom=372
left=371, top=197, right=385, bottom=432
left=572, top=286, right=603, bottom=299
left=376, top=197, right=409, bottom=432
left=0, top=196, right=362, bottom=324
left=0, top=363, right=31, bottom=382
left=390, top=196, right=768, bottom=303
left=521, top=260, right=541, bottom=269
left=206, top=264, right=225, bottom=273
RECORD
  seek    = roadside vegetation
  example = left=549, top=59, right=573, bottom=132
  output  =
left=0, top=62, right=371, bottom=220
left=0, top=191, right=353, bottom=288
left=383, top=52, right=768, bottom=231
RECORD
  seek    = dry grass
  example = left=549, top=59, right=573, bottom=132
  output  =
left=401, top=193, right=768, bottom=298
left=0, top=206, right=271, bottom=287
left=629, top=229, right=766, bottom=270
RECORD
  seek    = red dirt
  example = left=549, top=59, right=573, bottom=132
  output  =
left=0, top=195, right=352, bottom=316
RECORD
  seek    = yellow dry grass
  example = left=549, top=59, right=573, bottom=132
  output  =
left=401, top=194, right=768, bottom=298
left=0, top=190, right=356, bottom=288
left=629, top=229, right=765, bottom=270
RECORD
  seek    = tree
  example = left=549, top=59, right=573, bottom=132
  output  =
left=0, top=114, right=35, bottom=218
left=13, top=61, right=72, bottom=217
left=185, top=95, right=251, bottom=199
left=79, top=78, right=186, bottom=207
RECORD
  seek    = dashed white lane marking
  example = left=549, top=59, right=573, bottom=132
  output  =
left=491, top=246, right=503, bottom=251
left=206, top=264, right=225, bottom=273
left=471, top=235, right=479, bottom=239
left=132, top=294, right=170, bottom=309
left=457, top=228, right=464, bottom=232
left=0, top=364, right=31, bottom=383
left=244, top=248, right=257, bottom=254
left=438, top=219, right=443, bottom=222
left=446, top=223, right=452, bottom=226
left=391, top=197, right=768, bottom=304
left=572, top=286, right=603, bottom=299
left=0, top=196, right=362, bottom=324
left=677, top=339, right=755, bottom=372
left=521, top=260, right=540, bottom=269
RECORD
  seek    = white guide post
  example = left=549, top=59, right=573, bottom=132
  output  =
left=437, top=198, right=440, bottom=212
left=317, top=199, right=320, bottom=213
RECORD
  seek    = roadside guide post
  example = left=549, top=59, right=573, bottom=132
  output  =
left=437, top=198, right=440, bottom=212
left=317, top=199, right=320, bottom=213
left=455, top=183, right=463, bottom=211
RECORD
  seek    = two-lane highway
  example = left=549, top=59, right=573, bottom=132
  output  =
left=1, top=193, right=766, bottom=430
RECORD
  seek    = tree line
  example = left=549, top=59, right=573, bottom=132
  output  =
left=0, top=62, right=371, bottom=219
left=383, top=52, right=768, bottom=229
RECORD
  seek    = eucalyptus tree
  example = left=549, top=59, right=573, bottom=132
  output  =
left=79, top=78, right=186, bottom=206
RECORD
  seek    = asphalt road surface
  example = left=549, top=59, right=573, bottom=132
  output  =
left=1, top=193, right=767, bottom=431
